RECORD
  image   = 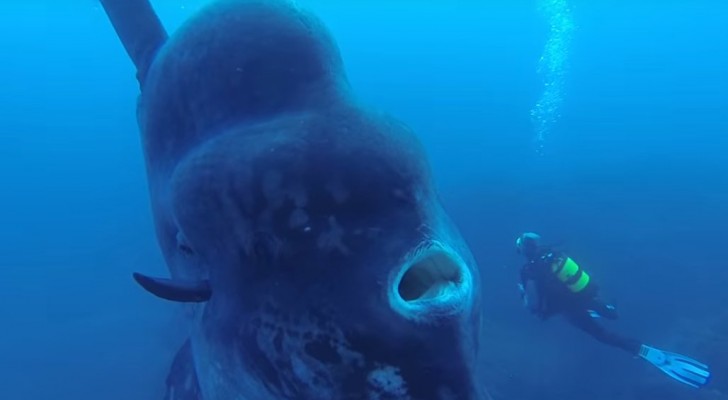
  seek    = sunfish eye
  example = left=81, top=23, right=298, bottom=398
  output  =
left=176, top=231, right=194, bottom=257
left=179, top=243, right=194, bottom=257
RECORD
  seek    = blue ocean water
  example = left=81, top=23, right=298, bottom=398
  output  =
left=0, top=1, right=726, bottom=399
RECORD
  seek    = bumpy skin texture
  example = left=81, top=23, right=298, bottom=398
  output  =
left=131, top=1, right=484, bottom=398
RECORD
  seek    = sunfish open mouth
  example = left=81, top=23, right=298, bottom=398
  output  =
left=389, top=242, right=473, bottom=320
left=398, top=251, right=462, bottom=302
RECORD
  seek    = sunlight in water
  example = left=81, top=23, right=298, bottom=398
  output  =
left=530, top=0, right=575, bottom=155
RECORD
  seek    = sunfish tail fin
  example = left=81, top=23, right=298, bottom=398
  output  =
left=99, top=0, right=168, bottom=86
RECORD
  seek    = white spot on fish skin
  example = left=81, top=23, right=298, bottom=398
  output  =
left=251, top=303, right=365, bottom=398
left=291, top=354, right=316, bottom=387
left=289, top=208, right=310, bottom=229
left=367, top=365, right=410, bottom=400
left=316, top=216, right=349, bottom=255
left=392, top=188, right=409, bottom=202
left=262, top=170, right=284, bottom=205
left=326, top=179, right=349, bottom=204
left=438, top=386, right=457, bottom=400
left=290, top=184, right=308, bottom=208
left=365, top=227, right=383, bottom=241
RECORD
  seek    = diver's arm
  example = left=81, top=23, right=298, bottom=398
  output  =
left=517, top=267, right=529, bottom=304
left=518, top=267, right=541, bottom=313
left=522, top=280, right=541, bottom=314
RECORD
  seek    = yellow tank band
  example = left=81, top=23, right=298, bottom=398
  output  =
left=552, top=257, right=591, bottom=293
left=568, top=271, right=590, bottom=293
left=557, top=257, right=580, bottom=281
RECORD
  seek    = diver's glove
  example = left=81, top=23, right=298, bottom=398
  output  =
left=587, top=310, right=601, bottom=319
left=587, top=304, right=616, bottom=319
left=638, top=345, right=711, bottom=388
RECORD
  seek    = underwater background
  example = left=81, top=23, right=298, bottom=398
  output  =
left=0, top=0, right=726, bottom=399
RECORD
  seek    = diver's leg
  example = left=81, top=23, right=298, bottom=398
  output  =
left=565, top=310, right=641, bottom=355
left=585, top=297, right=619, bottom=320
left=569, top=311, right=711, bottom=387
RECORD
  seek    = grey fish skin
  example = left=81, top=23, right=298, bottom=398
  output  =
left=100, top=0, right=486, bottom=399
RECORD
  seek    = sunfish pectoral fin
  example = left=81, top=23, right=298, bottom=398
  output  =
left=99, top=0, right=168, bottom=86
left=639, top=345, right=711, bottom=388
left=132, top=272, right=211, bottom=303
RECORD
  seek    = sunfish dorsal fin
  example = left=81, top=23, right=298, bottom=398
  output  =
left=99, top=0, right=167, bottom=86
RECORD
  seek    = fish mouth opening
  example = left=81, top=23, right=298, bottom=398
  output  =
left=398, top=251, right=463, bottom=302
left=388, top=242, right=473, bottom=320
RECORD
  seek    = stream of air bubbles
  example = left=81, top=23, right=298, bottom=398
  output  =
left=530, top=0, right=575, bottom=155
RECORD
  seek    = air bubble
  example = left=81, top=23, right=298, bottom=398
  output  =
left=530, top=0, right=575, bottom=155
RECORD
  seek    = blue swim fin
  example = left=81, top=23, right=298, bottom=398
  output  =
left=639, top=345, right=711, bottom=388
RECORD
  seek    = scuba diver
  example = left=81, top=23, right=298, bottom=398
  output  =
left=515, top=232, right=711, bottom=388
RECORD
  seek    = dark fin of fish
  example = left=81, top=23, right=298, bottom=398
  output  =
left=98, top=0, right=168, bottom=86
left=163, top=339, right=202, bottom=400
left=132, top=272, right=211, bottom=303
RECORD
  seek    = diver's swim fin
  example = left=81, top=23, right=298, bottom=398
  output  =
left=132, top=272, right=211, bottom=303
left=639, top=345, right=711, bottom=388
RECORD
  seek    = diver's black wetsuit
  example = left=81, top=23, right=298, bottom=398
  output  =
left=520, top=248, right=642, bottom=355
